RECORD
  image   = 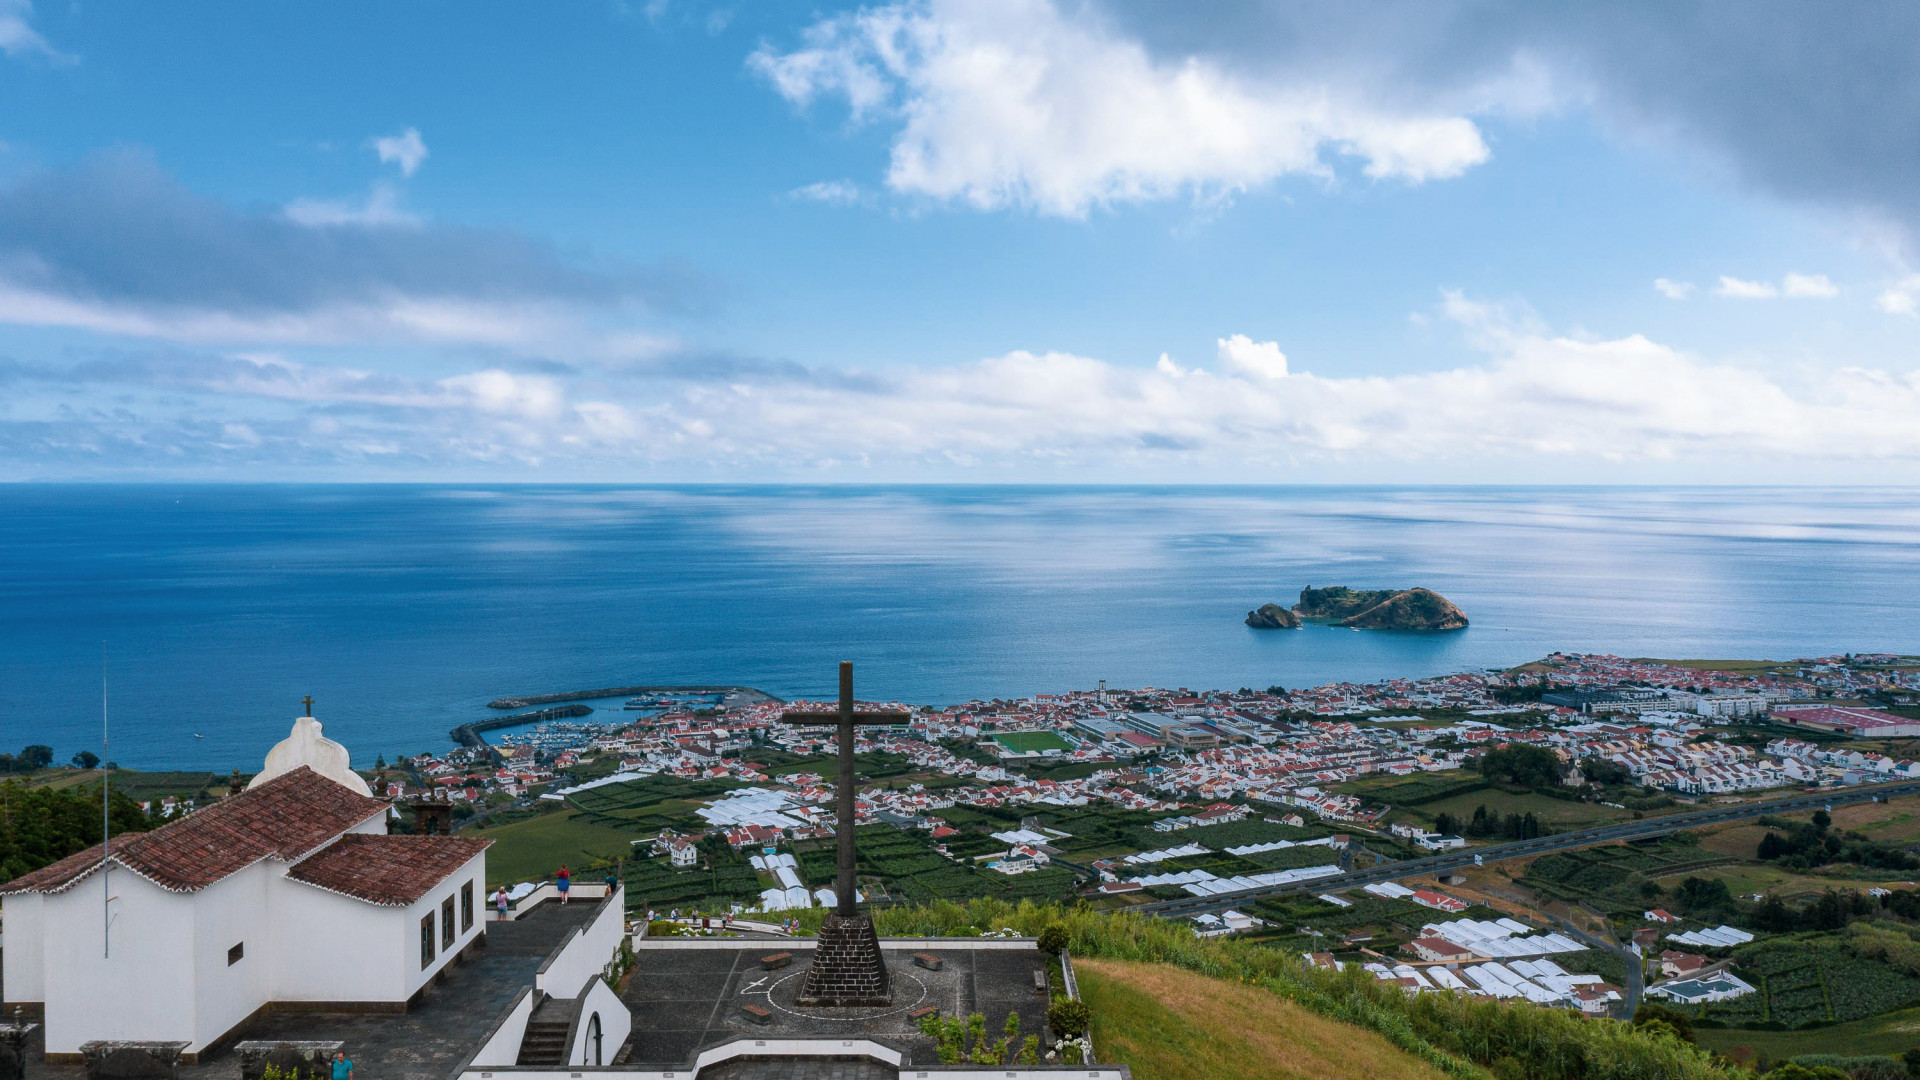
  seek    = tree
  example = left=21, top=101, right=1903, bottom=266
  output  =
left=1036, top=923, right=1069, bottom=955
left=1630, top=1002, right=1695, bottom=1043
left=1477, top=745, right=1563, bottom=789
left=1812, top=809, right=1832, bottom=832
left=1579, top=758, right=1633, bottom=786
left=19, top=745, right=53, bottom=770
left=71, top=750, right=101, bottom=770
left=1758, top=831, right=1788, bottom=860
left=1768, top=1065, right=1849, bottom=1080
left=1675, top=876, right=1733, bottom=917
left=1901, top=1047, right=1920, bottom=1079
left=0, top=780, right=155, bottom=883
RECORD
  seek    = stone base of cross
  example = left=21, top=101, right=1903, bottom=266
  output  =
left=779, top=661, right=907, bottom=1008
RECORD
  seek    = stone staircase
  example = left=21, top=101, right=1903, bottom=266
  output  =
left=516, top=996, right=574, bottom=1066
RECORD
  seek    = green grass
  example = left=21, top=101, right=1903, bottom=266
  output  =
left=1078, top=959, right=1451, bottom=1080
left=473, top=809, right=640, bottom=887
left=1695, top=1004, right=1920, bottom=1058
left=869, top=898, right=1738, bottom=1080
left=992, top=730, right=1073, bottom=754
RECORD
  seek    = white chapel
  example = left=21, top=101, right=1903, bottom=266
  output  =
left=1, top=715, right=491, bottom=1061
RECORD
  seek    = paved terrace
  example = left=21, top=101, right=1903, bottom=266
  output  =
left=17, top=898, right=603, bottom=1080
left=621, top=944, right=1054, bottom=1070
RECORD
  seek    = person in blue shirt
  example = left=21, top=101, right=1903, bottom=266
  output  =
left=332, top=1051, right=354, bottom=1080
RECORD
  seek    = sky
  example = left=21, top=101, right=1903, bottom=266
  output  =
left=2, top=0, right=1919, bottom=482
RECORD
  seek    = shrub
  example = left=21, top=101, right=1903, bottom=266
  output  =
left=1048, top=997, right=1091, bottom=1036
left=1037, top=922, right=1070, bottom=955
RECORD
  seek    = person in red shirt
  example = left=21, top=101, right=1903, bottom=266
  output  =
left=557, top=864, right=571, bottom=904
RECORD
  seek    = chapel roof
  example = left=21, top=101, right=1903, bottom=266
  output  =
left=284, top=834, right=492, bottom=906
left=0, top=766, right=390, bottom=896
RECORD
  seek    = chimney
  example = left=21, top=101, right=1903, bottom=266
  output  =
left=229, top=769, right=244, bottom=796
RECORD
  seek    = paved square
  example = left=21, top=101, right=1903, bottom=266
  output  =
left=620, top=946, right=1055, bottom=1069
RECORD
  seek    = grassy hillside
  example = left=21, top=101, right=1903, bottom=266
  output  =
left=1078, top=959, right=1450, bottom=1080
left=869, top=898, right=1738, bottom=1080
left=473, top=809, right=638, bottom=886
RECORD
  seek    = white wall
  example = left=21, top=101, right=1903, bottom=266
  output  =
left=41, top=869, right=198, bottom=1054
left=271, top=876, right=406, bottom=1004
left=1, top=893, right=45, bottom=1004
left=569, top=977, right=630, bottom=1067
left=400, top=849, right=487, bottom=1000
left=464, top=987, right=535, bottom=1069
left=188, top=861, right=273, bottom=1052
left=534, top=886, right=623, bottom=999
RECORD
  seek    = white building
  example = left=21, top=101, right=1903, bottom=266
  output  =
left=1, top=717, right=491, bottom=1062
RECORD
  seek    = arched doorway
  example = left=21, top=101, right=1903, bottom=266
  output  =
left=585, top=1012, right=602, bottom=1066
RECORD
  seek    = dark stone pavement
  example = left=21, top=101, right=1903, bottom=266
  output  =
left=620, top=947, right=1051, bottom=1069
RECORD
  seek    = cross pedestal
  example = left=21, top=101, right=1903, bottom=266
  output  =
left=778, top=661, right=907, bottom=1007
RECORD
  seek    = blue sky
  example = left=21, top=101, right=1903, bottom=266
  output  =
left=2, top=0, right=1918, bottom=481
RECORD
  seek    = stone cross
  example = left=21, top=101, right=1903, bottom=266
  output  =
left=301, top=695, right=314, bottom=717
left=778, top=662, right=907, bottom=916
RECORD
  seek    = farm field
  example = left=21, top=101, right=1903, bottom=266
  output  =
left=1415, top=787, right=1633, bottom=831
left=474, top=809, right=639, bottom=886
left=1521, top=836, right=1734, bottom=909
left=1077, top=959, right=1449, bottom=1080
left=1695, top=1004, right=1920, bottom=1058
left=1679, top=862, right=1920, bottom=901
left=991, top=730, right=1073, bottom=754
left=1832, top=796, right=1920, bottom=845
left=1679, top=936, right=1920, bottom=1030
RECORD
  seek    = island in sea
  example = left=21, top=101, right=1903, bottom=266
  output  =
left=1246, top=585, right=1469, bottom=630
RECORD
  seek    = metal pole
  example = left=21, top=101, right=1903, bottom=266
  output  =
left=836, top=660, right=856, bottom=917
left=102, top=641, right=111, bottom=959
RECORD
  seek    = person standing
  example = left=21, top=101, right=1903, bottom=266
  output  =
left=556, top=864, right=571, bottom=904
left=494, top=885, right=510, bottom=921
left=332, top=1050, right=354, bottom=1080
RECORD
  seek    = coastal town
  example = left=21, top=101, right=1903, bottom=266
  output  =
left=10, top=649, right=1920, bottom=1078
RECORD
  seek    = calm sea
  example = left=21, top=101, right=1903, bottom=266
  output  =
left=2, top=485, right=1917, bottom=770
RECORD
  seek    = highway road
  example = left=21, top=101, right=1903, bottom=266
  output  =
left=1135, top=777, right=1920, bottom=917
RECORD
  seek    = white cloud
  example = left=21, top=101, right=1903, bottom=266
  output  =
left=284, top=182, right=420, bottom=228
left=0, top=0, right=67, bottom=61
left=438, top=369, right=565, bottom=421
left=1878, top=276, right=1920, bottom=316
left=749, top=0, right=1499, bottom=217
left=1215, top=334, right=1289, bottom=379
left=787, top=179, right=863, bottom=205
left=1714, top=275, right=1778, bottom=299
left=1715, top=272, right=1838, bottom=300
left=22, top=297, right=1920, bottom=474
left=372, top=128, right=429, bottom=177
left=1781, top=272, right=1839, bottom=298
left=1653, top=278, right=1695, bottom=299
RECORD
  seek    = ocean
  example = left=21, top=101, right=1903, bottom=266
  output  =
left=2, top=485, right=1917, bottom=770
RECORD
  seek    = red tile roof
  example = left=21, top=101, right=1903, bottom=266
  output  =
left=1, top=767, right=389, bottom=896
left=285, top=834, right=491, bottom=905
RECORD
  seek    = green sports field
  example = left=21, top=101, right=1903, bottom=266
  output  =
left=992, top=730, right=1073, bottom=754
